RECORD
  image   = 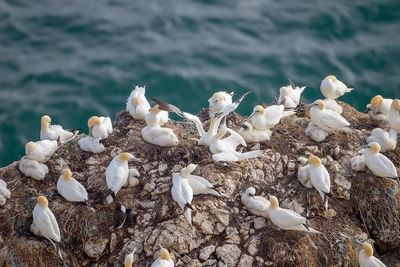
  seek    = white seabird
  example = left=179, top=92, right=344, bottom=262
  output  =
left=358, top=243, right=386, bottom=267
left=268, top=196, right=321, bottom=233
left=151, top=247, right=174, bottom=267
left=210, top=118, right=262, bottom=162
left=309, top=99, right=350, bottom=132
left=241, top=187, right=270, bottom=218
left=388, top=99, right=400, bottom=132
left=25, top=140, right=58, bottom=163
left=19, top=157, right=49, bottom=180
left=88, top=116, right=113, bottom=140
left=366, top=128, right=397, bottom=153
left=308, top=155, right=333, bottom=210
left=277, top=79, right=306, bottom=109
left=57, top=169, right=88, bottom=202
left=367, top=95, right=393, bottom=128
left=249, top=105, right=294, bottom=131
left=124, top=248, right=137, bottom=267
left=320, top=75, right=353, bottom=100
left=0, top=179, right=11, bottom=206
left=126, top=85, right=151, bottom=120
left=214, top=91, right=253, bottom=118
left=106, top=152, right=139, bottom=204
left=171, top=164, right=195, bottom=225
left=238, top=122, right=271, bottom=143
left=361, top=142, right=397, bottom=180
left=40, top=115, right=79, bottom=144
left=32, top=196, right=61, bottom=242
left=78, top=136, right=105, bottom=153
left=208, top=91, right=233, bottom=117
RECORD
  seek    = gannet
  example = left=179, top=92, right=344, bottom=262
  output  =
left=78, top=136, right=105, bottom=153
left=241, top=187, right=270, bottom=218
left=40, top=115, right=79, bottom=144
left=320, top=75, right=354, bottom=100
left=238, top=122, right=271, bottom=143
left=297, top=158, right=313, bottom=189
left=208, top=91, right=233, bottom=117
left=304, top=122, right=330, bottom=142
left=124, top=248, right=137, bottom=267
left=214, top=91, right=253, bottom=118
left=308, top=155, right=333, bottom=210
left=323, top=98, right=344, bottom=114
left=32, top=196, right=61, bottom=242
left=210, top=118, right=262, bottom=162
left=367, top=95, right=393, bottom=128
left=366, top=128, right=397, bottom=152
left=106, top=153, right=139, bottom=204
left=151, top=247, right=174, bottom=267
left=150, top=98, right=224, bottom=146
left=358, top=243, right=386, bottom=267
left=309, top=99, right=350, bottom=132
left=173, top=164, right=225, bottom=197
left=388, top=99, right=400, bottom=132
left=57, top=169, right=88, bottom=202
left=126, top=85, right=151, bottom=120
left=114, top=202, right=127, bottom=229
left=25, top=140, right=58, bottom=163
left=171, top=164, right=195, bottom=225
left=0, top=179, right=11, bottom=206
left=19, top=157, right=49, bottom=180
left=361, top=142, right=397, bottom=180
left=88, top=116, right=113, bottom=140
left=141, top=105, right=178, bottom=147
left=277, top=80, right=306, bottom=109
left=268, top=196, right=321, bottom=233
left=249, top=105, right=294, bottom=131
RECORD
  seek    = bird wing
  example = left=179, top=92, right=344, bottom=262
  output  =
left=372, top=257, right=387, bottom=267
left=310, top=167, right=331, bottom=193
left=104, top=117, right=113, bottom=134
left=216, top=91, right=253, bottom=118
left=33, top=206, right=60, bottom=241
left=182, top=112, right=205, bottom=136
left=272, top=208, right=306, bottom=227
left=150, top=98, right=184, bottom=117
left=319, top=110, right=350, bottom=129
left=377, top=154, right=398, bottom=177
left=224, top=128, right=247, bottom=149
left=181, top=180, right=193, bottom=204
left=107, top=166, right=126, bottom=192
left=251, top=196, right=269, bottom=212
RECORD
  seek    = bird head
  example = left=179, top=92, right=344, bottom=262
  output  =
left=368, top=142, right=381, bottom=154
left=41, top=115, right=51, bottom=129
left=37, top=196, right=48, bottom=208
left=308, top=155, right=322, bottom=167
left=118, top=152, right=134, bottom=162
left=131, top=97, right=142, bottom=106
left=25, top=141, right=36, bottom=154
left=62, top=169, right=72, bottom=181
left=213, top=92, right=224, bottom=102
left=88, top=116, right=101, bottom=127
left=310, top=99, right=325, bottom=111
left=246, top=187, right=256, bottom=198
left=150, top=105, right=161, bottom=114
left=326, top=75, right=337, bottom=83
left=160, top=248, right=171, bottom=261
left=370, top=95, right=383, bottom=108
left=181, top=164, right=197, bottom=178
left=280, top=86, right=290, bottom=97
left=249, top=105, right=264, bottom=119
left=124, top=254, right=133, bottom=267
left=391, top=99, right=400, bottom=111
left=362, top=243, right=373, bottom=258
left=270, top=196, right=279, bottom=209
left=240, top=122, right=252, bottom=132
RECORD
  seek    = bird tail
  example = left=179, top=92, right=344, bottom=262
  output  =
left=236, top=150, right=262, bottom=161
left=292, top=224, right=322, bottom=234
left=345, top=85, right=354, bottom=92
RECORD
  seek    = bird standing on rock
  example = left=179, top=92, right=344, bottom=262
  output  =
left=57, top=169, right=88, bottom=202
left=241, top=187, right=270, bottom=218
left=126, top=85, right=151, bottom=120
left=171, top=164, right=195, bottom=225
left=360, top=142, right=398, bottom=180
left=308, top=155, right=333, bottom=210
left=40, top=115, right=79, bottom=144
left=32, top=196, right=61, bottom=242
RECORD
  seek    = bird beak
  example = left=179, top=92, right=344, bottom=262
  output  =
left=306, top=103, right=314, bottom=107
left=248, top=112, right=256, bottom=119
left=131, top=156, right=141, bottom=162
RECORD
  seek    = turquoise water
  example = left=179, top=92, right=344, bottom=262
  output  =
left=1, top=0, right=399, bottom=166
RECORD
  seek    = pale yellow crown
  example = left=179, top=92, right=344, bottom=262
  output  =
left=213, top=92, right=224, bottom=101
left=160, top=248, right=171, bottom=261
left=392, top=99, right=400, bottom=110
left=124, top=254, right=133, bottom=267
left=254, top=105, right=265, bottom=115
left=370, top=95, right=383, bottom=108
left=308, top=155, right=322, bottom=167
left=25, top=141, right=36, bottom=154
left=41, top=115, right=51, bottom=129
left=182, top=164, right=197, bottom=178
left=280, top=86, right=290, bottom=96
left=270, top=196, right=279, bottom=209
left=315, top=99, right=326, bottom=111
left=37, top=196, right=48, bottom=208
left=131, top=96, right=142, bottom=106
left=118, top=152, right=133, bottom=162
left=88, top=116, right=101, bottom=127
left=62, top=169, right=72, bottom=181
left=363, top=243, right=373, bottom=258
left=326, top=75, right=337, bottom=83
left=369, top=142, right=381, bottom=154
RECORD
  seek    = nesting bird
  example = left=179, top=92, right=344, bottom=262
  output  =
left=171, top=164, right=195, bottom=225
left=25, top=140, right=58, bottom=163
left=241, top=187, right=270, bottom=218
left=249, top=104, right=294, bottom=131
left=388, top=99, right=400, bottom=133
left=277, top=80, right=306, bottom=109
left=367, top=95, right=393, bottom=128
left=19, top=157, right=49, bottom=180
left=106, top=153, right=139, bottom=204
left=366, top=128, right=397, bottom=153
left=358, top=243, right=386, bottom=267
left=0, top=179, right=11, bottom=206
left=32, top=196, right=61, bottom=242
left=238, top=122, right=271, bottom=143
left=57, top=169, right=88, bottom=202
left=88, top=116, right=113, bottom=140
left=360, top=142, right=397, bottom=180
left=40, top=115, right=79, bottom=144
left=141, top=105, right=178, bottom=147
left=308, top=155, right=333, bottom=210
left=268, top=196, right=321, bottom=233
left=126, top=85, right=151, bottom=120
left=208, top=91, right=233, bottom=117
left=151, top=247, right=174, bottom=267
left=320, top=75, right=353, bottom=100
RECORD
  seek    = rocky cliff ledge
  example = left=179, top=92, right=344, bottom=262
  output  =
left=0, top=102, right=399, bottom=266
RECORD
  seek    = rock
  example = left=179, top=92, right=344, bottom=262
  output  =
left=238, top=254, right=254, bottom=267
left=109, top=233, right=117, bottom=253
left=84, top=238, right=108, bottom=258
left=158, top=163, right=168, bottom=175
left=188, top=259, right=202, bottom=267
left=193, top=211, right=215, bottom=235
left=216, top=244, right=241, bottom=266
left=199, top=245, right=216, bottom=261
left=246, top=236, right=260, bottom=256
left=253, top=217, right=266, bottom=230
